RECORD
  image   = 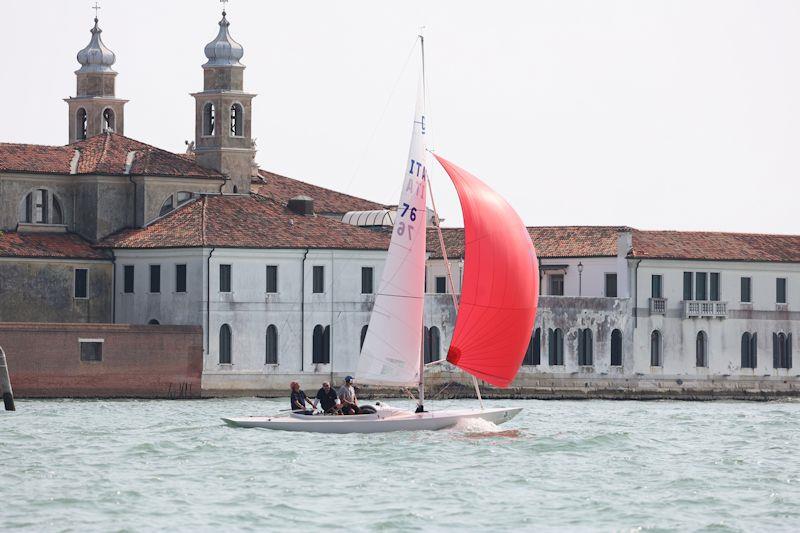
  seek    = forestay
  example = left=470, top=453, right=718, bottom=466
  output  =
left=433, top=155, right=539, bottom=388
left=356, top=77, right=428, bottom=386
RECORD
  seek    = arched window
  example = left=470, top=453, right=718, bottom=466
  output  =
left=148, top=319, right=160, bottom=325
left=650, top=330, right=662, bottom=367
left=696, top=331, right=707, bottom=367
left=548, top=328, right=564, bottom=365
left=159, top=195, right=174, bottom=217
left=77, top=108, right=87, bottom=140
left=741, top=332, right=757, bottom=369
left=313, top=325, right=330, bottom=364
left=610, top=329, right=623, bottom=367
left=233, top=185, right=239, bottom=194
left=203, top=103, right=215, bottom=136
left=219, top=324, right=232, bottom=364
left=360, top=325, right=368, bottom=351
left=266, top=325, right=278, bottom=364
left=230, top=103, right=244, bottom=136
left=774, top=332, right=793, bottom=369
left=103, top=108, right=115, bottom=132
left=578, top=328, right=593, bottom=366
left=523, top=328, right=541, bottom=366
left=428, top=326, right=441, bottom=362
left=20, top=189, right=64, bottom=225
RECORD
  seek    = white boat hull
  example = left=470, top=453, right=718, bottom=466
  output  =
left=222, top=406, right=522, bottom=434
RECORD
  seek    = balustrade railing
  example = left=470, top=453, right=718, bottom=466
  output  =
left=683, top=300, right=727, bottom=318
left=649, top=298, right=667, bottom=315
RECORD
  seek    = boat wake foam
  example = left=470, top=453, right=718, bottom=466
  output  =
left=451, top=417, right=521, bottom=438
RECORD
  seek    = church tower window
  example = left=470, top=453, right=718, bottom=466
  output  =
left=230, top=103, right=243, bottom=136
left=77, top=108, right=88, bottom=140
left=103, top=108, right=115, bottom=132
left=203, top=103, right=215, bottom=136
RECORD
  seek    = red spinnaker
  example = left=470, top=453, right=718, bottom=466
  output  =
left=434, top=155, right=539, bottom=388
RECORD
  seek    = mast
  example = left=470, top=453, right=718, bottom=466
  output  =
left=417, top=31, right=426, bottom=413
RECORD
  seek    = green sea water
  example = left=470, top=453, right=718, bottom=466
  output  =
left=2, top=398, right=799, bottom=532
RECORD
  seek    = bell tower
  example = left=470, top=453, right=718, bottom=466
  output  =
left=65, top=11, right=127, bottom=143
left=192, top=7, right=256, bottom=194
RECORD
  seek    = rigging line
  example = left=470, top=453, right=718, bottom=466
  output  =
left=343, top=37, right=420, bottom=196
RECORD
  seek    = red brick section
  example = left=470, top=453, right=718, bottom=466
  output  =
left=427, top=226, right=629, bottom=259
left=0, top=323, right=203, bottom=398
left=254, top=169, right=385, bottom=214
left=0, top=231, right=109, bottom=259
left=0, top=133, right=222, bottom=179
left=631, top=230, right=800, bottom=262
left=99, top=193, right=392, bottom=250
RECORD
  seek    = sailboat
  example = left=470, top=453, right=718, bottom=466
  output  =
left=223, top=36, right=539, bottom=433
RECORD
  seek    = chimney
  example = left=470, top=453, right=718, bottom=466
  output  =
left=287, top=195, right=314, bottom=216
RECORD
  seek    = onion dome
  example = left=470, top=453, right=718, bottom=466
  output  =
left=203, top=11, right=244, bottom=68
left=76, top=18, right=116, bottom=74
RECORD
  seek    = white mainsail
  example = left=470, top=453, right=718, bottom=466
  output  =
left=356, top=75, right=428, bottom=386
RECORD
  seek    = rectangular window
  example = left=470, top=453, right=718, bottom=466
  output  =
left=149, top=265, right=161, bottom=293
left=266, top=265, right=278, bottom=293
left=695, top=272, right=707, bottom=301
left=777, top=278, right=787, bottom=304
left=435, top=276, right=447, bottom=294
left=313, top=266, right=324, bottom=293
left=79, top=340, right=103, bottom=362
left=605, top=273, right=618, bottom=298
left=74, top=268, right=88, bottom=299
left=710, top=273, right=720, bottom=301
left=123, top=265, right=134, bottom=293
left=220, top=264, right=232, bottom=293
left=651, top=275, right=663, bottom=299
left=549, top=274, right=564, bottom=296
left=683, top=272, right=693, bottom=301
left=741, top=277, right=752, bottom=303
left=361, top=267, right=374, bottom=294
left=175, top=264, right=187, bottom=293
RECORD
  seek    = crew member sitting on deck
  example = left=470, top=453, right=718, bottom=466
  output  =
left=314, top=382, right=339, bottom=414
left=338, top=376, right=360, bottom=415
left=289, top=382, right=313, bottom=415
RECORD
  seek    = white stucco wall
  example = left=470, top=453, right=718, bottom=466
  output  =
left=633, top=259, right=800, bottom=376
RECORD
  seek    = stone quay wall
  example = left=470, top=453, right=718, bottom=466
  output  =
left=0, top=323, right=202, bottom=398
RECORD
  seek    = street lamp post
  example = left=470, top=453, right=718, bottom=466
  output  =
left=577, top=261, right=584, bottom=297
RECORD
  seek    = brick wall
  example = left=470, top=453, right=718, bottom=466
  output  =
left=0, top=323, right=202, bottom=398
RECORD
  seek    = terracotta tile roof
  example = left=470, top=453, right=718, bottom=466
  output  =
left=0, top=231, right=109, bottom=260
left=0, top=143, right=75, bottom=174
left=99, top=193, right=392, bottom=250
left=0, top=133, right=222, bottom=179
left=253, top=169, right=385, bottom=215
left=630, top=230, right=800, bottom=263
left=427, top=226, right=629, bottom=259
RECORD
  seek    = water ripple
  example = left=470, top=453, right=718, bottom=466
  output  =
left=3, top=398, right=800, bottom=531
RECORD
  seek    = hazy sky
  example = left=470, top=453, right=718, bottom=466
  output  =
left=4, top=1, right=800, bottom=233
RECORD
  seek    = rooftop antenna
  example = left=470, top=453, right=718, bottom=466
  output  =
left=92, top=1, right=101, bottom=21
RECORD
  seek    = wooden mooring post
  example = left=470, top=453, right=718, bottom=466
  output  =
left=0, top=346, right=16, bottom=411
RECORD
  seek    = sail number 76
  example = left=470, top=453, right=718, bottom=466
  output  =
left=400, top=203, right=417, bottom=221
left=396, top=203, right=416, bottom=241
